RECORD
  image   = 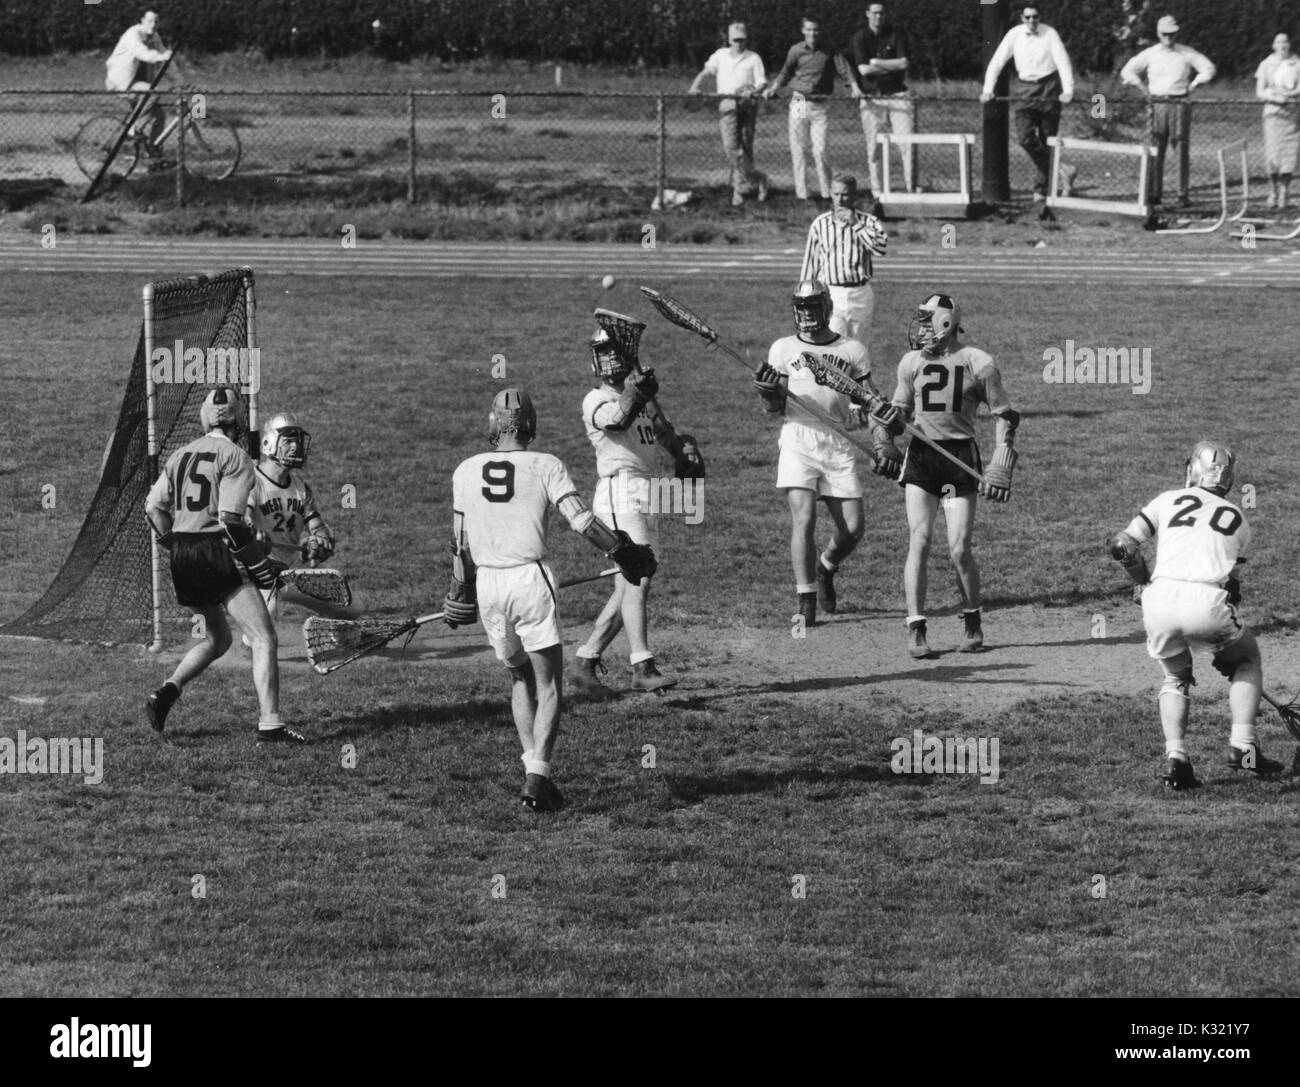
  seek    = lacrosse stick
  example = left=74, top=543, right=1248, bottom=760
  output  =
left=1261, top=690, right=1300, bottom=743
left=638, top=286, right=886, bottom=465
left=798, top=351, right=987, bottom=486
left=275, top=567, right=352, bottom=608
left=304, top=567, right=620, bottom=675
left=594, top=307, right=676, bottom=432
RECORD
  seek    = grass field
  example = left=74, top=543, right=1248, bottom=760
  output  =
left=2, top=268, right=1299, bottom=1003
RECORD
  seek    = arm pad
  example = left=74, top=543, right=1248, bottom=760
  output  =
left=223, top=519, right=277, bottom=589
left=1106, top=531, right=1150, bottom=586
left=994, top=408, right=1021, bottom=448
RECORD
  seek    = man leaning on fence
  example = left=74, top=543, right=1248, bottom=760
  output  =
left=689, top=23, right=769, bottom=208
left=764, top=17, right=863, bottom=205
left=105, top=10, right=174, bottom=157
left=850, top=2, right=916, bottom=200
left=1121, top=14, right=1216, bottom=209
left=980, top=5, right=1075, bottom=203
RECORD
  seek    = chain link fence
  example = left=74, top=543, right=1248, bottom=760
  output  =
left=0, top=87, right=1285, bottom=217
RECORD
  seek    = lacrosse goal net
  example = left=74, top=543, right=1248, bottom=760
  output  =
left=1, top=267, right=259, bottom=650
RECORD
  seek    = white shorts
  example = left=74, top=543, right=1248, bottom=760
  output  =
left=776, top=422, right=863, bottom=499
left=593, top=472, right=661, bottom=550
left=478, top=562, right=562, bottom=664
left=1141, top=578, right=1245, bottom=660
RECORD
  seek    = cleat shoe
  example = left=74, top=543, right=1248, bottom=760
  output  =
left=816, top=561, right=837, bottom=614
left=798, top=591, right=817, bottom=628
left=1162, top=757, right=1199, bottom=790
left=521, top=773, right=564, bottom=813
left=1227, top=744, right=1284, bottom=776
left=960, top=609, right=984, bottom=653
left=145, top=681, right=180, bottom=733
left=631, top=658, right=678, bottom=692
left=569, top=655, right=618, bottom=701
left=257, top=725, right=307, bottom=744
left=908, top=619, right=932, bottom=659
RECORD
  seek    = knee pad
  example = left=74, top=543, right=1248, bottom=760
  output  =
left=1212, top=631, right=1260, bottom=680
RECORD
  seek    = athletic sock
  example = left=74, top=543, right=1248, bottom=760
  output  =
left=1164, top=740, right=1189, bottom=762
left=796, top=582, right=816, bottom=595
left=257, top=714, right=285, bottom=731
left=524, top=759, right=551, bottom=778
left=1228, top=723, right=1259, bottom=750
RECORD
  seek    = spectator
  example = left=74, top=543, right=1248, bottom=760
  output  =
left=850, top=2, right=916, bottom=199
left=104, top=10, right=174, bottom=154
left=981, top=4, right=1075, bottom=203
left=689, top=23, right=769, bottom=208
left=1255, top=33, right=1300, bottom=210
left=764, top=17, right=862, bottom=205
left=1120, top=14, right=1216, bottom=208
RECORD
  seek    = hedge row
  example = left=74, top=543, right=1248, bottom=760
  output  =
left=4, top=0, right=1295, bottom=76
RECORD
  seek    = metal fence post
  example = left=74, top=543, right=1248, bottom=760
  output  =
left=656, top=94, right=666, bottom=212
left=176, top=87, right=186, bottom=207
left=408, top=90, right=417, bottom=203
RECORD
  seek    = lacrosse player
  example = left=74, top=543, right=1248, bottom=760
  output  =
left=752, top=278, right=892, bottom=627
left=445, top=388, right=657, bottom=813
left=245, top=410, right=355, bottom=625
left=891, top=294, right=1019, bottom=658
left=570, top=325, right=699, bottom=695
left=143, top=387, right=304, bottom=743
left=1108, top=442, right=1283, bottom=789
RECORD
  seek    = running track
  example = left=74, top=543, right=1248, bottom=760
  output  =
left=1, top=237, right=1298, bottom=287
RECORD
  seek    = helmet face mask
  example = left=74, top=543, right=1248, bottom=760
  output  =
left=792, top=278, right=832, bottom=335
left=199, top=386, right=247, bottom=439
left=590, top=328, right=633, bottom=383
left=488, top=387, right=537, bottom=450
left=1185, top=441, right=1235, bottom=496
left=908, top=293, right=962, bottom=355
left=260, top=411, right=311, bottom=469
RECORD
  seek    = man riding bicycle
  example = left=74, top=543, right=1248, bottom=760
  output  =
left=104, top=10, right=175, bottom=159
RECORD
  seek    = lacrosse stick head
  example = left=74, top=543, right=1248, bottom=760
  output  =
left=1273, top=691, right=1300, bottom=742
left=638, top=286, right=719, bottom=344
left=591, top=309, right=644, bottom=382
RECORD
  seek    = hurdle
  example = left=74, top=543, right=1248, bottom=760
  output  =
left=1158, top=139, right=1249, bottom=235
left=876, top=133, right=974, bottom=218
left=1045, top=136, right=1155, bottom=218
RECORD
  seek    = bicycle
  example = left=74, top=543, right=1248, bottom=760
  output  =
left=74, top=91, right=241, bottom=183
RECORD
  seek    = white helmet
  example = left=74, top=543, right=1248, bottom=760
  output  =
left=198, top=386, right=247, bottom=437
left=260, top=411, right=311, bottom=468
left=1185, top=440, right=1235, bottom=496
left=908, top=294, right=963, bottom=354
left=792, top=279, right=832, bottom=334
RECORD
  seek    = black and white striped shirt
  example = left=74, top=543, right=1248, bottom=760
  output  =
left=800, top=210, right=888, bottom=287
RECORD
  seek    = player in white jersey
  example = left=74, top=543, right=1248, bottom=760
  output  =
left=444, top=388, right=656, bottom=813
left=244, top=411, right=354, bottom=627
left=891, top=293, right=1019, bottom=659
left=1108, top=441, right=1283, bottom=789
left=569, top=327, right=688, bottom=695
left=142, top=387, right=303, bottom=744
left=752, top=279, right=886, bottom=627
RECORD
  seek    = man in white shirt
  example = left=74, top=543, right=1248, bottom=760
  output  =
left=689, top=22, right=769, bottom=207
left=1120, top=14, right=1216, bottom=208
left=104, top=11, right=173, bottom=151
left=980, top=5, right=1075, bottom=201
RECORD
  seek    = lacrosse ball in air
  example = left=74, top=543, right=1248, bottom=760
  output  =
left=602, top=275, right=616, bottom=290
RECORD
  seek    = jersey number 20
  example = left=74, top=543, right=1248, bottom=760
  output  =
left=1168, top=494, right=1241, bottom=536
left=481, top=461, right=516, bottom=503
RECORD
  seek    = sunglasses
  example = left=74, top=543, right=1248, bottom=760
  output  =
left=1022, top=15, right=1040, bottom=22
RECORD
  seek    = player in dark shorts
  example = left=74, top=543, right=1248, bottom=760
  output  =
left=891, top=294, right=1020, bottom=658
left=143, top=386, right=304, bottom=743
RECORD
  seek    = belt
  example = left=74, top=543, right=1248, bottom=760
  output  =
left=1015, top=73, right=1059, bottom=85
left=831, top=279, right=871, bottom=288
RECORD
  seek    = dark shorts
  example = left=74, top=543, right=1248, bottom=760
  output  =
left=901, top=437, right=982, bottom=498
left=171, top=532, right=245, bottom=609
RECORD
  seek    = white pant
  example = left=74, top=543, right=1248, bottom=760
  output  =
left=479, top=563, right=562, bottom=662
left=1142, top=578, right=1244, bottom=659
left=859, top=95, right=915, bottom=193
left=827, top=283, right=875, bottom=344
left=788, top=97, right=831, bottom=200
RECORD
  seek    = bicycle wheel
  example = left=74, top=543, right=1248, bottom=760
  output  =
left=73, top=114, right=141, bottom=181
left=182, top=118, right=241, bottom=180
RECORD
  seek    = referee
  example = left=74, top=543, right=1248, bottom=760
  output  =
left=799, top=173, right=887, bottom=344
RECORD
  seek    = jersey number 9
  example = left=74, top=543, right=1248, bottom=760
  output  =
left=481, top=461, right=516, bottom=503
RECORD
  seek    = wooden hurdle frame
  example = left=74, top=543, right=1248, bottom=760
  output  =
left=1045, top=135, right=1155, bottom=219
left=876, top=133, right=974, bottom=218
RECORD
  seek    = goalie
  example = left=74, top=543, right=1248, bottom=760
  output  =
left=142, top=387, right=304, bottom=743
left=243, top=410, right=357, bottom=633
left=569, top=315, right=702, bottom=697
left=445, top=387, right=657, bottom=813
left=1107, top=441, right=1282, bottom=790
left=890, top=293, right=1019, bottom=659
